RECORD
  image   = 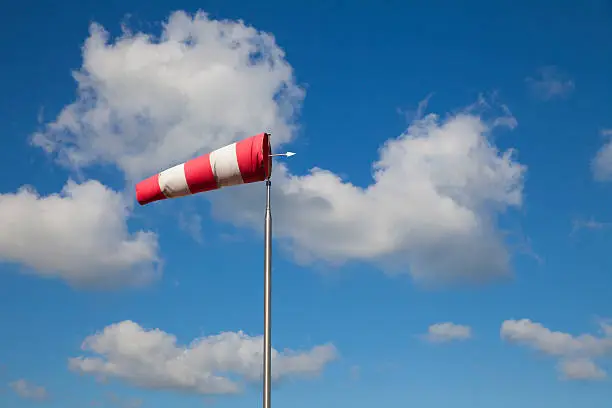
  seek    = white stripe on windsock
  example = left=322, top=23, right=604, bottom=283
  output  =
left=158, top=163, right=191, bottom=198
left=209, top=142, right=244, bottom=188
left=136, top=133, right=271, bottom=206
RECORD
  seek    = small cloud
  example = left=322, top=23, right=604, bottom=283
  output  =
left=504, top=227, right=544, bottom=265
left=397, top=93, right=435, bottom=122
left=501, top=318, right=612, bottom=381
left=178, top=212, right=204, bottom=244
left=8, top=379, right=48, bottom=401
left=558, top=358, right=607, bottom=381
left=571, top=217, right=612, bottom=235
left=592, top=129, right=612, bottom=181
left=37, top=107, right=45, bottom=124
left=526, top=66, right=575, bottom=100
left=423, top=322, right=472, bottom=343
left=600, top=319, right=612, bottom=337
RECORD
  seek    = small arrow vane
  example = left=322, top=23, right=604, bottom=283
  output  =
left=270, top=152, right=296, bottom=157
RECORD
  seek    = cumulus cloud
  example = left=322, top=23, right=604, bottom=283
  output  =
left=32, top=10, right=303, bottom=181
left=69, top=320, right=337, bottom=395
left=501, top=319, right=612, bottom=381
left=0, top=180, right=159, bottom=288
left=32, top=11, right=526, bottom=283
left=423, top=322, right=472, bottom=343
left=592, top=129, right=612, bottom=181
left=9, top=379, right=49, bottom=401
left=525, top=66, right=575, bottom=100
left=212, top=111, right=526, bottom=284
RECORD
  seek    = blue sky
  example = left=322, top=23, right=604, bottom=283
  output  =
left=1, top=0, right=612, bottom=407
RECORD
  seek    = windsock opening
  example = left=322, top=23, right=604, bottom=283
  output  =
left=135, top=132, right=273, bottom=206
left=264, top=132, right=272, bottom=180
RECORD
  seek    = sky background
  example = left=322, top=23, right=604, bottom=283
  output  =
left=1, top=0, right=612, bottom=407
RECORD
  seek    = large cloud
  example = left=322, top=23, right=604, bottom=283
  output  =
left=69, top=320, right=337, bottom=395
left=31, top=11, right=526, bottom=283
left=0, top=180, right=159, bottom=288
left=212, top=112, right=526, bottom=283
left=23, top=10, right=300, bottom=288
left=501, top=319, right=612, bottom=381
left=32, top=10, right=304, bottom=181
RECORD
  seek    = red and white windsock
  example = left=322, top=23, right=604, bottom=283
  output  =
left=136, top=133, right=271, bottom=206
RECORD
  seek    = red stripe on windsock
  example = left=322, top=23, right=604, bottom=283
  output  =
left=135, top=132, right=271, bottom=206
left=184, top=153, right=218, bottom=194
left=236, top=132, right=271, bottom=183
left=135, top=174, right=165, bottom=205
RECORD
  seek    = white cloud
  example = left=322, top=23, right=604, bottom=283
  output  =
left=571, top=217, right=611, bottom=233
left=178, top=211, right=204, bottom=244
left=525, top=66, right=575, bottom=100
left=423, top=322, right=472, bottom=343
left=501, top=319, right=612, bottom=381
left=558, top=358, right=606, bottom=381
left=592, top=129, right=612, bottom=181
left=69, top=320, right=337, bottom=395
left=501, top=319, right=612, bottom=356
left=8, top=379, right=49, bottom=401
left=212, top=111, right=526, bottom=284
left=32, top=11, right=526, bottom=283
left=0, top=180, right=159, bottom=288
left=32, top=10, right=303, bottom=181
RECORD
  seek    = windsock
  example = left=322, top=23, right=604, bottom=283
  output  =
left=136, top=133, right=271, bottom=205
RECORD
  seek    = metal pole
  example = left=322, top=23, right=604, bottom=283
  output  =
left=263, top=178, right=272, bottom=408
